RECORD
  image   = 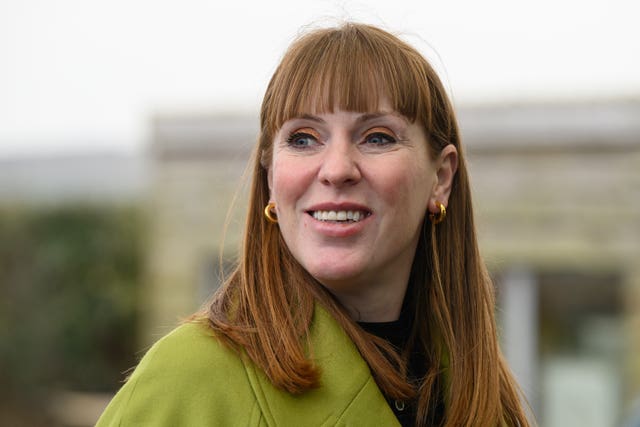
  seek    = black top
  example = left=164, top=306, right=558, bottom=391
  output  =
left=358, top=307, right=443, bottom=427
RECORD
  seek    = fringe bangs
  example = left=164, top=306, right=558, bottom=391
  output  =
left=208, top=22, right=533, bottom=427
left=261, top=24, right=431, bottom=141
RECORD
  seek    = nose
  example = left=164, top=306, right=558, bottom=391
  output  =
left=317, top=136, right=362, bottom=187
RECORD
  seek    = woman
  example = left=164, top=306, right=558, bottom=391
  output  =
left=98, top=23, right=531, bottom=426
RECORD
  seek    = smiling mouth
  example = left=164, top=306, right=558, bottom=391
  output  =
left=309, top=210, right=371, bottom=223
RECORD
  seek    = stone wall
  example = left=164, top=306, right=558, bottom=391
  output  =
left=146, top=100, right=640, bottom=420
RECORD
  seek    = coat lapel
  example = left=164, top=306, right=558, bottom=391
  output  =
left=242, top=304, right=400, bottom=426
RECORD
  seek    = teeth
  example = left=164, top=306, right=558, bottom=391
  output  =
left=312, top=210, right=368, bottom=222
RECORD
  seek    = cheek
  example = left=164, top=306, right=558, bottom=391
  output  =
left=270, top=157, right=314, bottom=205
left=375, top=159, right=434, bottom=210
left=270, top=158, right=290, bottom=198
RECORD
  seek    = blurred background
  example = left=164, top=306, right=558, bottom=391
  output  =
left=1, top=0, right=639, bottom=426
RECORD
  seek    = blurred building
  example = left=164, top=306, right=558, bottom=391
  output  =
left=146, top=99, right=640, bottom=427
left=140, top=114, right=255, bottom=342
left=2, top=99, right=636, bottom=426
left=458, top=100, right=640, bottom=426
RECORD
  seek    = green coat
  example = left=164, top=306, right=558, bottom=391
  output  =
left=96, top=305, right=401, bottom=426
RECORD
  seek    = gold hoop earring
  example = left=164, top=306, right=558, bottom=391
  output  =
left=429, top=201, right=446, bottom=225
left=264, top=202, right=278, bottom=223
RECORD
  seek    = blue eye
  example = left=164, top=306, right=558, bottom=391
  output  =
left=286, top=131, right=319, bottom=148
left=365, top=131, right=396, bottom=145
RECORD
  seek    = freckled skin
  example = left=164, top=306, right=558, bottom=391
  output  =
left=268, top=103, right=443, bottom=321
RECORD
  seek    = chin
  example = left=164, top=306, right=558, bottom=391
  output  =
left=305, top=264, right=367, bottom=290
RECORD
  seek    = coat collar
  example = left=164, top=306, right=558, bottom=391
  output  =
left=242, top=304, right=401, bottom=426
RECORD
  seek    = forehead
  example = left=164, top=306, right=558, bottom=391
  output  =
left=263, top=45, right=425, bottom=135
left=279, top=109, right=411, bottom=131
left=287, top=95, right=404, bottom=121
left=277, top=91, right=417, bottom=132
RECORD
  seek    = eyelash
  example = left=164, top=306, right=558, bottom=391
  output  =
left=285, top=131, right=318, bottom=148
left=363, top=131, right=396, bottom=145
left=284, top=128, right=398, bottom=148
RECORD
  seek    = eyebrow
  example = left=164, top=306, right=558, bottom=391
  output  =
left=356, top=112, right=399, bottom=124
left=296, top=111, right=407, bottom=125
left=298, top=114, right=326, bottom=124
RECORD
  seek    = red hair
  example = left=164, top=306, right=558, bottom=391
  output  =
left=200, top=23, right=531, bottom=427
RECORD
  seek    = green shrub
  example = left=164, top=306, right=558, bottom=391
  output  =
left=0, top=204, right=145, bottom=396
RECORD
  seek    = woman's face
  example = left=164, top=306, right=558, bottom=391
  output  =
left=268, top=100, right=444, bottom=317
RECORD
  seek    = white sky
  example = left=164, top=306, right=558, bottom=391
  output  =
left=1, top=0, right=639, bottom=157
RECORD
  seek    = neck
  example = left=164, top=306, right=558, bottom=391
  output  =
left=318, top=239, right=418, bottom=322
left=332, top=278, right=409, bottom=322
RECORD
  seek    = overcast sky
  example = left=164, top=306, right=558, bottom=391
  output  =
left=1, top=0, right=638, bottom=157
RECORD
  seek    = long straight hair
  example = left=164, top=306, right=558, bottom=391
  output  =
left=202, top=23, right=531, bottom=427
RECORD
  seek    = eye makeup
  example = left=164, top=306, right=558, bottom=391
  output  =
left=285, top=127, right=321, bottom=148
left=362, top=127, right=398, bottom=145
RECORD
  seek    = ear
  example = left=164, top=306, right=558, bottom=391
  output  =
left=428, top=144, right=458, bottom=213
